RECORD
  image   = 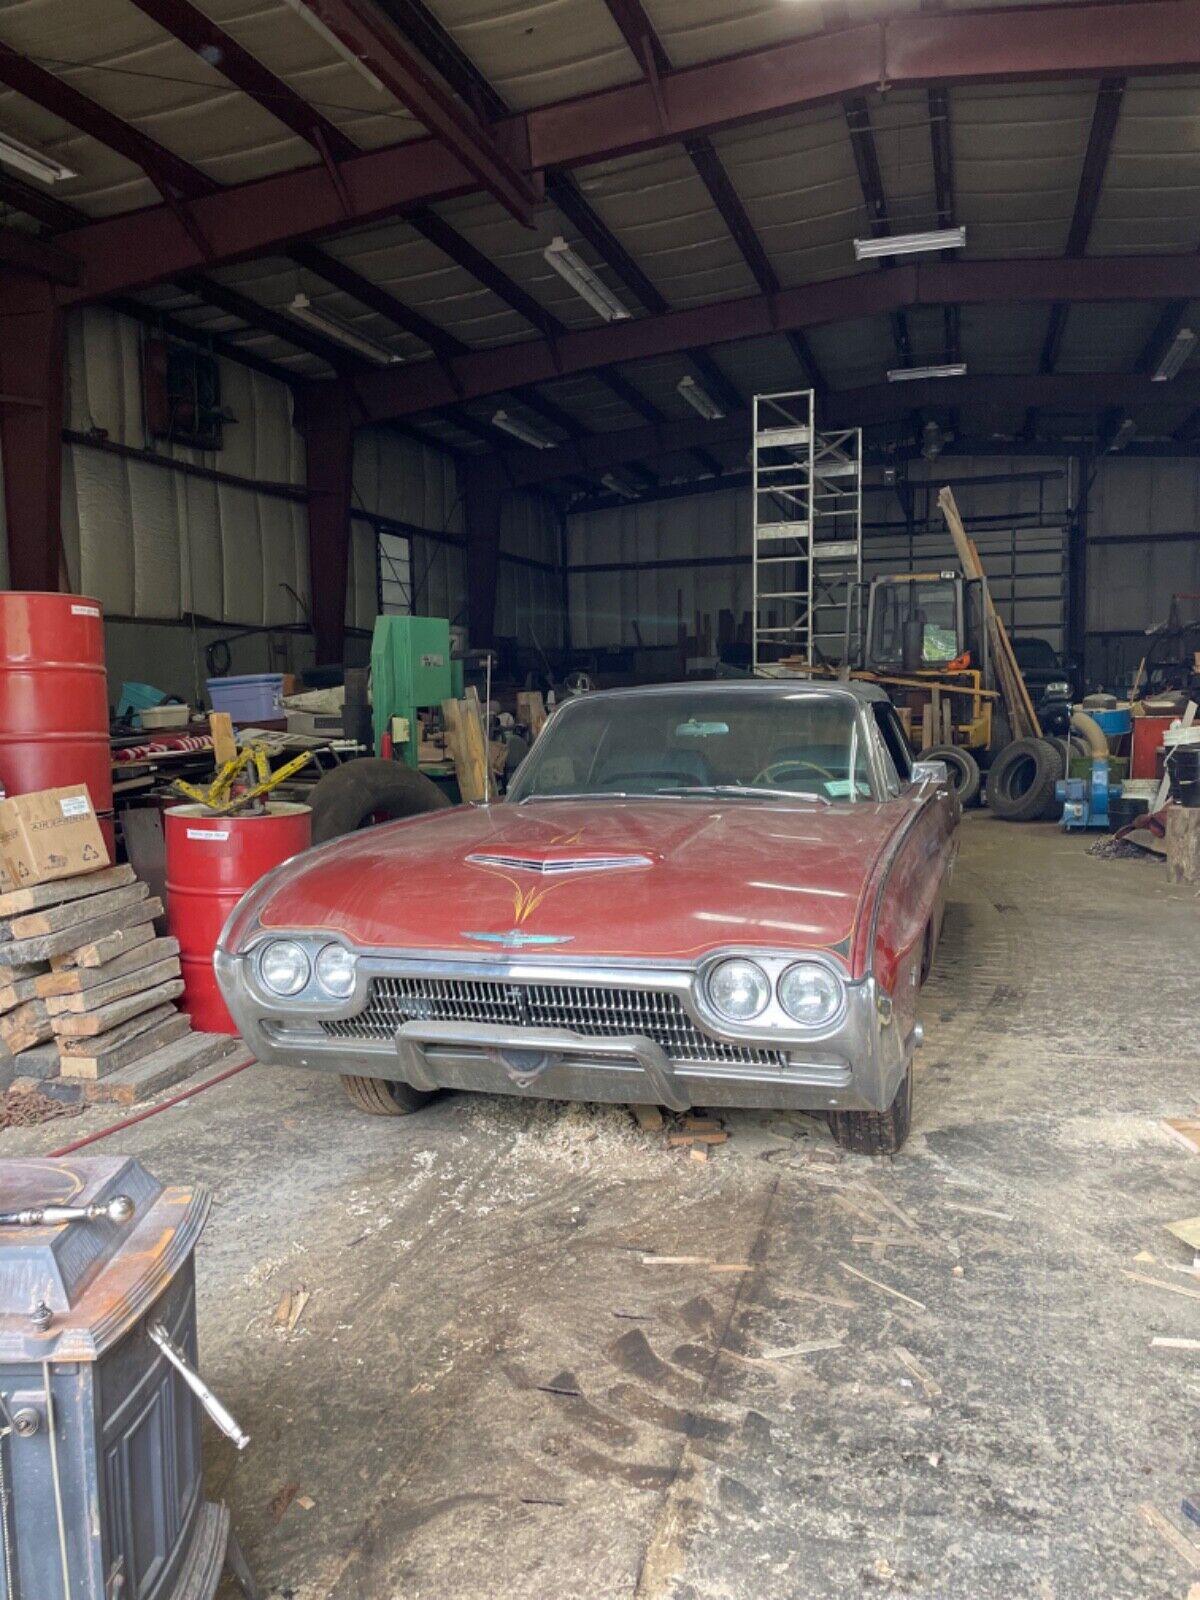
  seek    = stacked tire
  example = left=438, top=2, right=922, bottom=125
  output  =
left=919, top=744, right=981, bottom=807
left=985, top=738, right=1064, bottom=821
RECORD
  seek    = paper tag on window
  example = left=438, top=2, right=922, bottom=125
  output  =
left=60, top=795, right=92, bottom=817
left=186, top=828, right=229, bottom=841
left=70, top=604, right=101, bottom=618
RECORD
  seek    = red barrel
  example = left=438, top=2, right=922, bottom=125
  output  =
left=0, top=592, right=112, bottom=817
left=165, top=803, right=312, bottom=1034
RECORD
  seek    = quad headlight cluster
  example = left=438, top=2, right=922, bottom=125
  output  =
left=704, top=957, right=844, bottom=1030
left=257, top=940, right=357, bottom=1000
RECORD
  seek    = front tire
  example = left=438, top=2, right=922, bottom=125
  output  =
left=340, top=1074, right=433, bottom=1117
left=828, top=1061, right=913, bottom=1155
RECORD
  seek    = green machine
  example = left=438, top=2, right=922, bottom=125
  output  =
left=369, top=615, right=463, bottom=767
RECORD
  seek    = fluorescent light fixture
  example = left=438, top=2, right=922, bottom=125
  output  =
left=288, top=294, right=402, bottom=365
left=677, top=374, right=725, bottom=420
left=0, top=130, right=76, bottom=184
left=886, top=362, right=968, bottom=383
left=854, top=226, right=966, bottom=262
left=278, top=0, right=384, bottom=92
left=1107, top=416, right=1137, bottom=453
left=543, top=236, right=631, bottom=323
left=1152, top=327, right=1197, bottom=382
left=600, top=472, right=638, bottom=499
left=491, top=409, right=556, bottom=449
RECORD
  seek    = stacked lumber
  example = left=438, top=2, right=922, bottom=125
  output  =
left=0, top=863, right=246, bottom=1107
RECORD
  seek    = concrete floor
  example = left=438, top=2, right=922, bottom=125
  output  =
left=7, top=814, right=1200, bottom=1598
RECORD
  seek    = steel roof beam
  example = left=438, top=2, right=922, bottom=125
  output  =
left=345, top=254, right=1200, bottom=421
left=0, top=45, right=214, bottom=200
left=175, top=273, right=364, bottom=373
left=126, top=0, right=357, bottom=161
left=287, top=240, right=466, bottom=357
left=484, top=368, right=1200, bottom=488
left=45, top=0, right=1199, bottom=303
left=0, top=174, right=84, bottom=231
left=372, top=0, right=507, bottom=122
left=278, top=0, right=535, bottom=223
left=1040, top=75, right=1125, bottom=374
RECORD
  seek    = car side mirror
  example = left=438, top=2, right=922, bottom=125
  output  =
left=911, top=758, right=950, bottom=787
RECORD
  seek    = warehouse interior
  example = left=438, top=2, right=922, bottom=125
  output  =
left=1, top=2, right=1199, bottom=1598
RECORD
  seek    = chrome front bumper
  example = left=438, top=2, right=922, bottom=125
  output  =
left=215, top=948, right=916, bottom=1114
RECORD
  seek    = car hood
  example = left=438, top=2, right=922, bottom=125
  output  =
left=255, top=797, right=909, bottom=965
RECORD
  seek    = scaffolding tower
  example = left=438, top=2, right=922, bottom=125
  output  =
left=751, top=390, right=862, bottom=671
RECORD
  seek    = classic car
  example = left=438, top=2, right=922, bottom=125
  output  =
left=215, top=680, right=958, bottom=1154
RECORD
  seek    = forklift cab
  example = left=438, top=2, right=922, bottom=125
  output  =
left=856, top=571, right=987, bottom=679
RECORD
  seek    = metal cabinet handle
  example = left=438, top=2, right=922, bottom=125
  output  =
left=147, top=1323, right=250, bottom=1450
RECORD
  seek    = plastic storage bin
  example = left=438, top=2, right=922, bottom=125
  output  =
left=207, top=673, right=285, bottom=723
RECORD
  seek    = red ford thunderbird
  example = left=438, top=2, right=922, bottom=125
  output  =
left=216, top=681, right=958, bottom=1153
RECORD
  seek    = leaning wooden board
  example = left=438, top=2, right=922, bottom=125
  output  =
left=82, top=1035, right=247, bottom=1105
left=51, top=978, right=184, bottom=1039
left=58, top=1009, right=191, bottom=1079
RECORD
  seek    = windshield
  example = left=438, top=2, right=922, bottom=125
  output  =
left=508, top=689, right=876, bottom=803
left=870, top=578, right=960, bottom=666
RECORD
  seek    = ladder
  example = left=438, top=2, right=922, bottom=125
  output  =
left=750, top=390, right=862, bottom=671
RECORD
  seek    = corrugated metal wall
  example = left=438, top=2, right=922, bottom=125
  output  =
left=0, top=307, right=565, bottom=699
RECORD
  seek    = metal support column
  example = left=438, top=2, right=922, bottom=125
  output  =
left=299, top=382, right=354, bottom=665
left=464, top=461, right=502, bottom=649
left=0, top=274, right=66, bottom=590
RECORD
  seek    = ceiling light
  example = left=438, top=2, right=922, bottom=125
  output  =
left=886, top=363, right=968, bottom=383
left=854, top=227, right=966, bottom=261
left=491, top=409, right=556, bottom=449
left=1107, top=417, right=1137, bottom=453
left=0, top=130, right=76, bottom=184
left=676, top=375, right=725, bottom=420
left=601, top=472, right=638, bottom=499
left=277, top=0, right=384, bottom=92
left=288, top=294, right=402, bottom=365
left=543, top=237, right=630, bottom=323
left=1152, top=327, right=1197, bottom=382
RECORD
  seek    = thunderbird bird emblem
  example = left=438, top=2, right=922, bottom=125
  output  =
left=461, top=930, right=575, bottom=948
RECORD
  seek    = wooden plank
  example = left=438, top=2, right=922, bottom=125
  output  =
left=46, top=958, right=182, bottom=1017
left=10, top=881, right=149, bottom=940
left=37, top=937, right=179, bottom=997
left=209, top=711, right=238, bottom=766
left=441, top=698, right=488, bottom=803
left=1166, top=805, right=1200, bottom=886
left=52, top=921, right=156, bottom=970
left=1137, top=1503, right=1200, bottom=1572
left=0, top=975, right=42, bottom=1014
left=3, top=898, right=162, bottom=965
left=0, top=864, right=136, bottom=918
left=0, top=1000, right=52, bottom=1054
left=516, top=691, right=548, bottom=739
left=58, top=1010, right=191, bottom=1078
left=82, top=1034, right=245, bottom=1104
left=1163, top=1118, right=1200, bottom=1155
left=51, top=978, right=183, bottom=1039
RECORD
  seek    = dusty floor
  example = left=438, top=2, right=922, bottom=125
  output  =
left=6, top=814, right=1200, bottom=1598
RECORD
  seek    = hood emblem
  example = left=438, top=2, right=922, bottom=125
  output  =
left=461, top=930, right=575, bottom=948
left=466, top=852, right=651, bottom=875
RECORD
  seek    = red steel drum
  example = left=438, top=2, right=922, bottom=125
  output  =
left=0, top=591, right=112, bottom=815
left=165, top=802, right=312, bottom=1034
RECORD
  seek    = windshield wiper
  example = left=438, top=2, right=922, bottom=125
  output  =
left=517, top=791, right=630, bottom=804
left=659, top=785, right=831, bottom=805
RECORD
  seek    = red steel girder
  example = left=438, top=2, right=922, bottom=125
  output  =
left=46, top=1, right=1200, bottom=305
left=0, top=279, right=66, bottom=589
left=0, top=46, right=214, bottom=200
left=348, top=254, right=1200, bottom=422
left=127, top=0, right=358, bottom=160
left=0, top=224, right=80, bottom=284
left=281, top=0, right=536, bottom=224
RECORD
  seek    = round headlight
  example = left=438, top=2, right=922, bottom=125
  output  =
left=315, top=943, right=357, bottom=999
left=706, top=958, right=770, bottom=1022
left=778, top=962, right=844, bottom=1028
left=258, top=939, right=310, bottom=996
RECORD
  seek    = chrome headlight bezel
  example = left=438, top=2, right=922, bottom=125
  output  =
left=704, top=957, right=772, bottom=1023
left=257, top=939, right=312, bottom=997
left=777, top=961, right=847, bottom=1030
left=693, top=948, right=852, bottom=1042
left=314, top=942, right=357, bottom=999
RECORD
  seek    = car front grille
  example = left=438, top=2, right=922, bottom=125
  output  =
left=320, top=976, right=788, bottom=1069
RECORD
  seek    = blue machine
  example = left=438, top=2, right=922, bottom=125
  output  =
left=1057, top=757, right=1119, bottom=829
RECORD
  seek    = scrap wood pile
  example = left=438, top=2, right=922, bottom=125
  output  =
left=0, top=863, right=243, bottom=1115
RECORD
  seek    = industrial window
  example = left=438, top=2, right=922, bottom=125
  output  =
left=377, top=530, right=413, bottom=615
left=140, top=333, right=227, bottom=451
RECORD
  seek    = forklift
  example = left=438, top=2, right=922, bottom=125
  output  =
left=844, top=569, right=1008, bottom=803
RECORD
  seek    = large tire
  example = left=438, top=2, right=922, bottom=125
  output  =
left=829, top=1061, right=913, bottom=1156
left=986, top=737, right=1062, bottom=822
left=340, top=1074, right=433, bottom=1116
left=920, top=744, right=981, bottom=807
left=309, top=758, right=451, bottom=844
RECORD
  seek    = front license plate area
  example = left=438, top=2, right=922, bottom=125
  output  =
left=489, top=1047, right=559, bottom=1086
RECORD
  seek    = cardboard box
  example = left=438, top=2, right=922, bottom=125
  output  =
left=0, top=786, right=110, bottom=891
